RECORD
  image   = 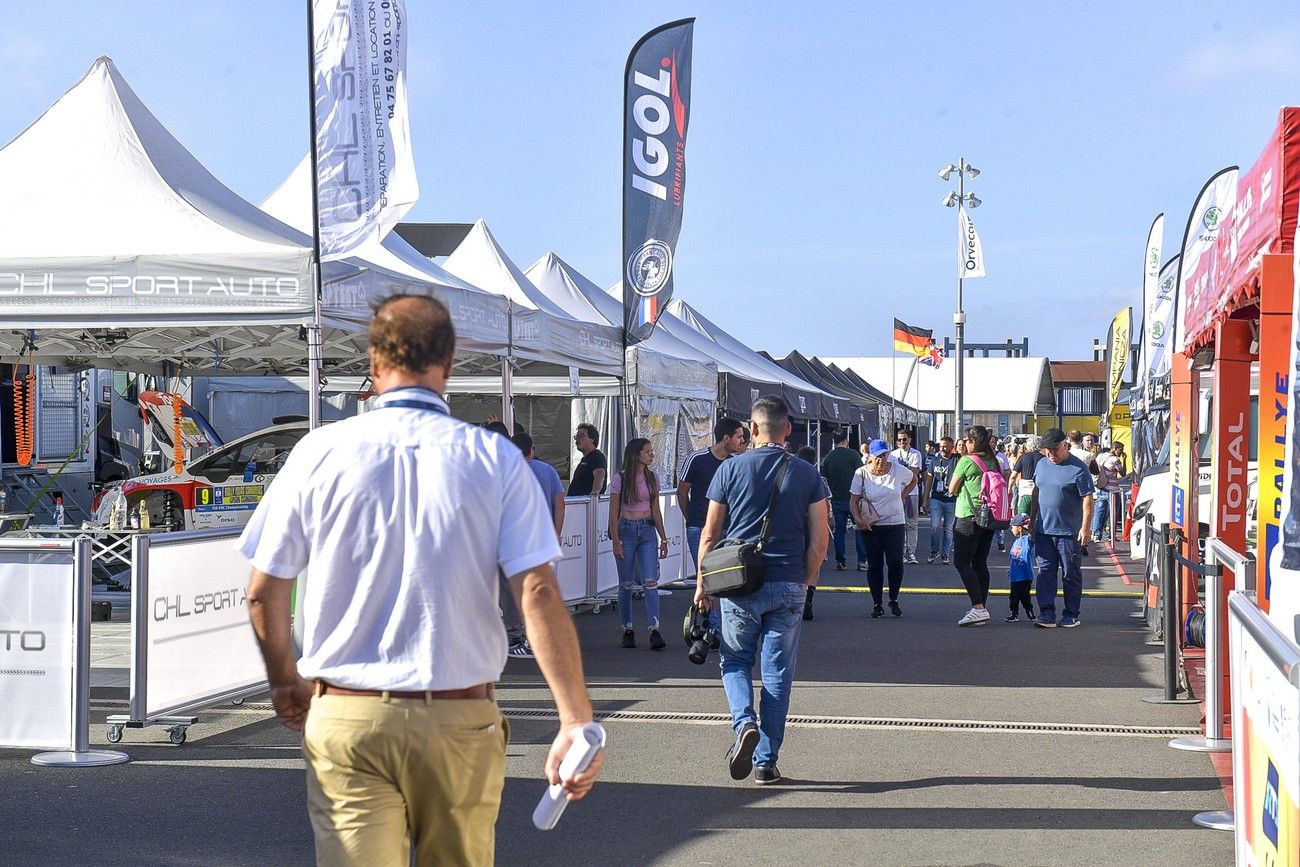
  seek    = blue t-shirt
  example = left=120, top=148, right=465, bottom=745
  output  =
left=1033, top=454, right=1095, bottom=537
left=680, top=448, right=727, bottom=528
left=528, top=459, right=565, bottom=519
left=706, top=445, right=827, bottom=583
left=1009, top=534, right=1034, bottom=584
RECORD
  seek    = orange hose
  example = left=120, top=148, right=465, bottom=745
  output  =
left=14, top=351, right=35, bottom=467
left=171, top=392, right=185, bottom=475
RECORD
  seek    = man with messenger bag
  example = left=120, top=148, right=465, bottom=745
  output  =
left=694, top=395, right=829, bottom=786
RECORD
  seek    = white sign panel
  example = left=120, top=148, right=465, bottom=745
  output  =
left=556, top=498, right=589, bottom=603
left=0, top=550, right=75, bottom=749
left=659, top=492, right=685, bottom=586
left=594, top=497, right=619, bottom=596
left=146, top=535, right=266, bottom=716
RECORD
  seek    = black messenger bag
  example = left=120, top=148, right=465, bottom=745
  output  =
left=698, top=455, right=790, bottom=598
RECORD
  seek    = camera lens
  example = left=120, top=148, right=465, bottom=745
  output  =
left=688, top=639, right=709, bottom=665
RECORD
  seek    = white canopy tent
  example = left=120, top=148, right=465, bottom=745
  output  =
left=442, top=220, right=623, bottom=378
left=0, top=57, right=401, bottom=376
left=525, top=253, right=718, bottom=483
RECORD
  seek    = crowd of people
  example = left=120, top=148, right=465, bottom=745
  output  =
left=236, top=294, right=1127, bottom=859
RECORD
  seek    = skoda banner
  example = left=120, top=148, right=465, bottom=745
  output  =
left=623, top=18, right=695, bottom=345
left=1134, top=213, right=1163, bottom=412
left=1174, top=166, right=1238, bottom=353
left=1144, top=254, right=1180, bottom=404
left=312, top=0, right=418, bottom=261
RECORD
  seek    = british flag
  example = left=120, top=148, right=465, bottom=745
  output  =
left=920, top=342, right=944, bottom=368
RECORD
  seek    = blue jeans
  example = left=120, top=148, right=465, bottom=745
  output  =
left=928, top=498, right=956, bottom=558
left=1035, top=534, right=1083, bottom=621
left=831, top=500, right=867, bottom=566
left=719, top=581, right=807, bottom=768
left=617, top=518, right=660, bottom=630
left=1091, top=493, right=1111, bottom=539
left=686, top=524, right=721, bottom=633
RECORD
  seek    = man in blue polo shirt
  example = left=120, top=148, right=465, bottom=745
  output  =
left=695, top=395, right=828, bottom=786
left=1030, top=427, right=1095, bottom=629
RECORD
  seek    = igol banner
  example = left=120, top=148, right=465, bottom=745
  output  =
left=623, top=18, right=694, bottom=345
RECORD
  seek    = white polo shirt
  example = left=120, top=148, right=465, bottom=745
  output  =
left=890, top=446, right=923, bottom=499
left=238, top=387, right=561, bottom=691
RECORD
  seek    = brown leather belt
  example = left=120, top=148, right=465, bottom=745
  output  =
left=314, top=680, right=493, bottom=700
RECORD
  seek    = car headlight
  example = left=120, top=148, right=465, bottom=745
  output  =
left=1132, top=500, right=1151, bottom=521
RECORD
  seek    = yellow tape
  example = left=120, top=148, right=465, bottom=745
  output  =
left=815, top=586, right=1142, bottom=599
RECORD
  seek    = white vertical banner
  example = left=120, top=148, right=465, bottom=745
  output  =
left=312, top=0, right=418, bottom=261
left=958, top=206, right=986, bottom=278
left=0, top=549, right=76, bottom=750
left=1173, top=166, right=1237, bottom=352
left=1135, top=213, right=1164, bottom=410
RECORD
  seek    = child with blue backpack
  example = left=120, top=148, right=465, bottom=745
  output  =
left=1006, top=513, right=1037, bottom=622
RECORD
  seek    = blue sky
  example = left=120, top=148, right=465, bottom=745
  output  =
left=2, top=2, right=1297, bottom=361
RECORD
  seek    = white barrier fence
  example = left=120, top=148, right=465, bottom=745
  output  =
left=107, top=530, right=269, bottom=745
left=0, top=537, right=127, bottom=767
left=573, top=492, right=686, bottom=606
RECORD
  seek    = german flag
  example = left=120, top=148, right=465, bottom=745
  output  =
left=893, top=318, right=932, bottom=356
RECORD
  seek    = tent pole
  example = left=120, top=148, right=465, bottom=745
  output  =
left=304, top=0, right=325, bottom=430
left=502, top=301, right=515, bottom=432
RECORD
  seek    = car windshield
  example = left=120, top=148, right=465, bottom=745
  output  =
left=188, top=430, right=305, bottom=478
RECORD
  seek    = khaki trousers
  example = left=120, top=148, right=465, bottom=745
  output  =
left=303, top=693, right=508, bottom=867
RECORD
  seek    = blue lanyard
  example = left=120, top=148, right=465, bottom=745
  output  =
left=376, top=389, right=449, bottom=415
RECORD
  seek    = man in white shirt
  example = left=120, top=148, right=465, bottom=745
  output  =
left=241, top=295, right=601, bottom=866
left=890, top=430, right=924, bottom=563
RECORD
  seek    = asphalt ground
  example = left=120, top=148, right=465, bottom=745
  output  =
left=0, top=523, right=1232, bottom=866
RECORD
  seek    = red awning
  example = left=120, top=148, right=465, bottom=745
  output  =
left=1183, top=107, right=1300, bottom=351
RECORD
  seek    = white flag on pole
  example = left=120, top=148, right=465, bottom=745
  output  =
left=958, top=206, right=986, bottom=279
left=312, top=0, right=418, bottom=261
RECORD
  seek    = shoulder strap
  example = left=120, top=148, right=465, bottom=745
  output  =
left=756, top=454, right=791, bottom=550
left=968, top=455, right=990, bottom=474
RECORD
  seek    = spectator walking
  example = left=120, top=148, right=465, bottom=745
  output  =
left=820, top=428, right=868, bottom=573
left=924, top=437, right=959, bottom=564
left=1032, top=427, right=1096, bottom=628
left=890, top=430, right=924, bottom=564
left=695, top=395, right=828, bottom=786
left=1011, top=435, right=1042, bottom=515
left=852, top=439, right=916, bottom=617
left=568, top=423, right=607, bottom=496
left=1091, top=443, right=1125, bottom=542
left=610, top=438, right=670, bottom=650
left=949, top=425, right=1001, bottom=626
left=678, top=418, right=746, bottom=575
left=503, top=430, right=566, bottom=658
left=1005, top=514, right=1036, bottom=622
left=240, top=295, right=600, bottom=865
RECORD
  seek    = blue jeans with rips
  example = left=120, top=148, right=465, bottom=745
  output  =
left=1035, top=533, right=1083, bottom=622
left=617, top=518, right=660, bottom=630
left=719, top=581, right=807, bottom=768
left=831, top=500, right=867, bottom=566
left=928, top=498, right=956, bottom=558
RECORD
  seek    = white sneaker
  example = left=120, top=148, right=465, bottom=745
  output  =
left=957, top=608, right=990, bottom=627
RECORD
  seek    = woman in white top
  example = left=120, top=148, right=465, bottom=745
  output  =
left=849, top=439, right=917, bottom=618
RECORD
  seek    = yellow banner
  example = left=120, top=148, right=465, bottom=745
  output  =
left=1107, top=307, right=1131, bottom=411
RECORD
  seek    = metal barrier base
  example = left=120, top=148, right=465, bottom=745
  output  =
left=32, top=749, right=129, bottom=767
left=1169, top=736, right=1231, bottom=752
left=1192, top=809, right=1234, bottom=831
left=1141, top=695, right=1201, bottom=704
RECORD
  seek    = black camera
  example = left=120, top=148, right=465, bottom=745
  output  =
left=683, top=603, right=718, bottom=665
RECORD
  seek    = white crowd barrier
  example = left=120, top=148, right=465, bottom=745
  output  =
left=108, top=530, right=267, bottom=745
left=0, top=537, right=127, bottom=767
left=1228, top=590, right=1300, bottom=864
left=559, top=493, right=687, bottom=609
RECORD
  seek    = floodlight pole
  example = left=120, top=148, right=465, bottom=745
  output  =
left=954, top=157, right=967, bottom=440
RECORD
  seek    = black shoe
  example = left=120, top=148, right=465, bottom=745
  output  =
left=889, top=600, right=902, bottom=618
left=1026, top=607, right=1037, bottom=622
left=648, top=628, right=666, bottom=650
left=754, top=764, right=782, bottom=785
left=996, top=540, right=1005, bottom=552
left=857, top=562, right=868, bottom=572
left=803, top=587, right=815, bottom=621
left=621, top=628, right=635, bottom=649
left=871, top=604, right=884, bottom=618
left=835, top=562, right=847, bottom=572
left=1005, top=612, right=1020, bottom=623
left=727, top=723, right=760, bottom=780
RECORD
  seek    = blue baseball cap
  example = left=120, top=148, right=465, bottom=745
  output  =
left=868, top=439, right=890, bottom=457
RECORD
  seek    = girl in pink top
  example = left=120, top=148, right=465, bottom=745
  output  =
left=610, top=438, right=669, bottom=649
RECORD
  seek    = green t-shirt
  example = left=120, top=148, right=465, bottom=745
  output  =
left=819, top=446, right=862, bottom=502
left=952, top=455, right=987, bottom=519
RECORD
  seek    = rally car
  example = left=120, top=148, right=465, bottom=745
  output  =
left=95, top=422, right=309, bottom=532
